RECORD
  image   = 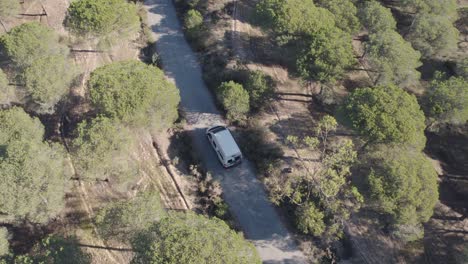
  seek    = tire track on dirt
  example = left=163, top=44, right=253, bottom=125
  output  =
left=61, top=149, right=123, bottom=263
left=135, top=131, right=190, bottom=210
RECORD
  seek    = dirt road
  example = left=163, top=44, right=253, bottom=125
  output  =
left=144, top=0, right=307, bottom=262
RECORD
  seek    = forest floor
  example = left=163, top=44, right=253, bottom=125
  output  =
left=2, top=1, right=194, bottom=263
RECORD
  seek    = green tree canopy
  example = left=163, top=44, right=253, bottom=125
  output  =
left=0, top=69, right=14, bottom=105
left=65, top=0, right=139, bottom=37
left=397, top=0, right=458, bottom=57
left=297, top=28, right=356, bottom=82
left=358, top=0, right=397, bottom=34
left=131, top=212, right=261, bottom=264
left=217, top=81, right=250, bottom=121
left=0, top=108, right=69, bottom=224
left=295, top=202, right=326, bottom=236
left=344, top=85, right=426, bottom=148
left=72, top=117, right=138, bottom=189
left=21, top=55, right=76, bottom=113
left=255, top=0, right=356, bottom=83
left=0, top=228, right=8, bottom=257
left=316, top=0, right=360, bottom=34
left=358, top=1, right=421, bottom=86
left=0, top=0, right=20, bottom=18
left=89, top=60, right=180, bottom=130
left=95, top=190, right=165, bottom=240
left=255, top=0, right=335, bottom=36
left=365, top=146, right=438, bottom=233
left=407, top=13, right=459, bottom=57
left=428, top=75, right=468, bottom=124
left=400, top=0, right=458, bottom=19
left=0, top=22, right=69, bottom=68
left=184, top=9, right=203, bottom=31
left=367, top=30, right=422, bottom=87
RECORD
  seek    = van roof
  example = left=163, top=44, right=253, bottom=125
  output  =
left=213, top=128, right=241, bottom=157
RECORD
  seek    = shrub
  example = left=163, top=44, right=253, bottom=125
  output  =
left=217, top=81, right=250, bottom=121
left=184, top=9, right=203, bottom=31
left=295, top=202, right=326, bottom=236
left=213, top=197, right=229, bottom=219
left=244, top=70, right=274, bottom=110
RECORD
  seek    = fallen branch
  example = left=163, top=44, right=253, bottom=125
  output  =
left=19, top=13, right=47, bottom=16
left=71, top=49, right=105, bottom=53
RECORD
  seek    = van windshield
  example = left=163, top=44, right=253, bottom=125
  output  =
left=211, top=126, right=226, bottom=134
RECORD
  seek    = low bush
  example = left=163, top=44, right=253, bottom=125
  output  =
left=244, top=70, right=275, bottom=110
left=184, top=9, right=203, bottom=31
left=217, top=81, right=250, bottom=122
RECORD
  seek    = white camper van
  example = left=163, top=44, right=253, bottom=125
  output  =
left=206, top=125, right=242, bottom=168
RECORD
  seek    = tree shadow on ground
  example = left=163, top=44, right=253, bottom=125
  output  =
left=418, top=58, right=456, bottom=81
left=225, top=30, right=298, bottom=69
left=424, top=124, right=468, bottom=217
left=422, top=208, right=468, bottom=264
left=167, top=129, right=199, bottom=174
left=269, top=112, right=321, bottom=141
left=223, top=0, right=257, bottom=25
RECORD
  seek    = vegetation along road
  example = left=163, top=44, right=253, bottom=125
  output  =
left=144, top=0, right=307, bottom=262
